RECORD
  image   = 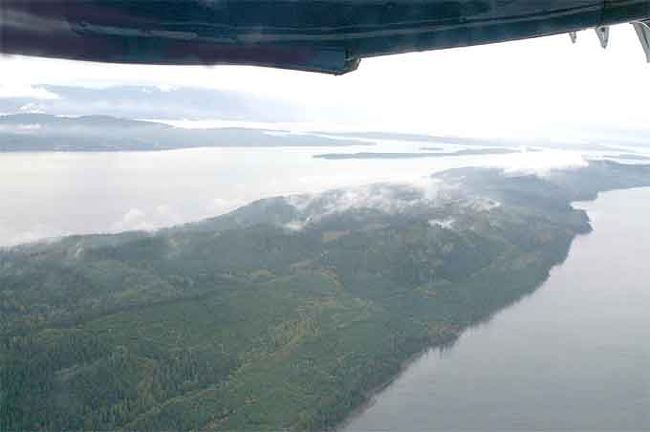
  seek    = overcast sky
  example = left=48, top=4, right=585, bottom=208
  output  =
left=1, top=23, right=649, bottom=141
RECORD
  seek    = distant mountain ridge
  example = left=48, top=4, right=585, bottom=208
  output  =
left=0, top=113, right=367, bottom=151
left=313, top=148, right=516, bottom=160
left=0, top=85, right=301, bottom=122
left=0, top=113, right=163, bottom=128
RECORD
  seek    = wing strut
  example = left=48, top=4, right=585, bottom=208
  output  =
left=595, top=26, right=610, bottom=48
left=632, top=21, right=650, bottom=62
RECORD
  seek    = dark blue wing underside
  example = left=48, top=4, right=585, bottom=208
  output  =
left=1, top=1, right=649, bottom=73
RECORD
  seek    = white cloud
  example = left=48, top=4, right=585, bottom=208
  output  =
left=111, top=204, right=202, bottom=233
left=428, top=218, right=456, bottom=229
left=0, top=84, right=59, bottom=100
left=18, top=103, right=45, bottom=113
left=491, top=150, right=589, bottom=175
left=207, top=197, right=246, bottom=215
left=0, top=224, right=68, bottom=247
left=112, top=208, right=155, bottom=232
left=284, top=181, right=445, bottom=230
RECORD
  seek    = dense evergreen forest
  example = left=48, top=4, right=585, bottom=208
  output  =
left=1, top=161, right=649, bottom=431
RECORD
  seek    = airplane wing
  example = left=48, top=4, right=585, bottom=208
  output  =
left=1, top=0, right=649, bottom=74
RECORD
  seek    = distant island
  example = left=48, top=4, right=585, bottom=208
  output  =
left=0, top=114, right=369, bottom=151
left=603, top=153, right=650, bottom=161
left=2, top=161, right=650, bottom=431
left=312, top=131, right=512, bottom=147
left=314, top=148, right=516, bottom=160
left=312, top=131, right=438, bottom=142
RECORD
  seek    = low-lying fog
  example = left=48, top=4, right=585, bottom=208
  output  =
left=0, top=132, right=644, bottom=247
